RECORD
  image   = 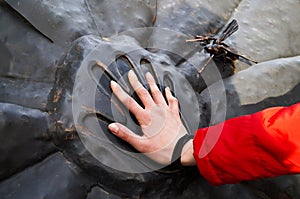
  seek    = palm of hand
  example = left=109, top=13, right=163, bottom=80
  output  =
left=109, top=71, right=187, bottom=165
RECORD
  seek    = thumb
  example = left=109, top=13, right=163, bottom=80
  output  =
left=108, top=123, right=144, bottom=150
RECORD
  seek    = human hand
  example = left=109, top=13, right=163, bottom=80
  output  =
left=108, top=71, right=195, bottom=166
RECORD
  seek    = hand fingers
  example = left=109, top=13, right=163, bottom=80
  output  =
left=128, top=70, right=154, bottom=108
left=111, top=80, right=144, bottom=117
left=165, top=87, right=179, bottom=113
left=108, top=123, right=148, bottom=152
left=145, top=72, right=167, bottom=106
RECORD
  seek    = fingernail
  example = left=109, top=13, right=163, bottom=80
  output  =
left=108, top=123, right=119, bottom=133
left=110, top=80, right=117, bottom=88
left=145, top=72, right=153, bottom=80
left=128, top=70, right=135, bottom=77
left=165, top=86, right=170, bottom=92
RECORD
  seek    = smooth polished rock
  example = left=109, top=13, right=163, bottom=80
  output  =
left=0, top=153, right=89, bottom=199
left=0, top=1, right=63, bottom=83
left=198, top=56, right=300, bottom=127
left=226, top=0, right=300, bottom=70
left=0, top=77, right=52, bottom=110
left=0, top=103, right=56, bottom=181
left=4, top=0, right=156, bottom=45
left=87, top=186, right=121, bottom=199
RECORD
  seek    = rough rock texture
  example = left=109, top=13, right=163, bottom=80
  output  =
left=0, top=0, right=300, bottom=198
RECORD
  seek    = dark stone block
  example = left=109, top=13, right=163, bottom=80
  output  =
left=87, top=186, right=121, bottom=199
left=4, top=0, right=156, bottom=45
left=85, top=0, right=156, bottom=38
left=0, top=153, right=89, bottom=199
left=4, top=0, right=98, bottom=45
left=0, top=77, right=52, bottom=110
left=0, top=1, right=64, bottom=83
left=0, top=103, right=57, bottom=180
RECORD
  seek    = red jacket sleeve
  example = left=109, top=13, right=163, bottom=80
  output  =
left=193, top=102, right=300, bottom=186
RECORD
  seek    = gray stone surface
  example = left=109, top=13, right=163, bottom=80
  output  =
left=148, top=0, right=240, bottom=64
left=227, top=0, right=300, bottom=71
left=198, top=56, right=300, bottom=126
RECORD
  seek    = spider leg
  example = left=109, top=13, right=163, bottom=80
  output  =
left=198, top=54, right=214, bottom=74
left=186, top=36, right=216, bottom=44
left=195, top=35, right=217, bottom=41
left=237, top=54, right=258, bottom=64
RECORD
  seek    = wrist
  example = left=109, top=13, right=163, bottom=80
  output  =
left=180, top=139, right=196, bottom=166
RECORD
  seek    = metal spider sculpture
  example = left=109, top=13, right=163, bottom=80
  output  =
left=187, top=19, right=257, bottom=73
